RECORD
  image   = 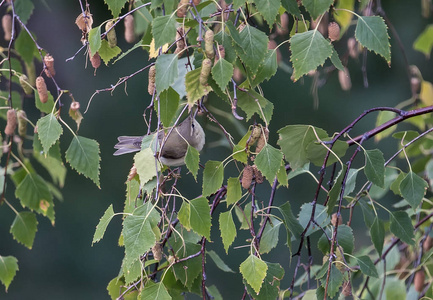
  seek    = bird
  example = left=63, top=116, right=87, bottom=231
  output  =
left=113, top=115, right=205, bottom=167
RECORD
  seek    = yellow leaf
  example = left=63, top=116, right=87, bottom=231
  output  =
left=420, top=80, right=433, bottom=106
left=334, top=0, right=355, bottom=34
left=149, top=39, right=169, bottom=59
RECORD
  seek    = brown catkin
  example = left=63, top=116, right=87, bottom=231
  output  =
left=256, top=127, right=269, bottom=154
left=423, top=235, right=433, bottom=252
left=252, top=165, right=264, bottom=184
left=414, top=269, right=425, bottom=292
left=338, top=68, right=352, bottom=91
left=70, top=101, right=80, bottom=111
left=17, top=110, right=27, bottom=137
left=331, top=213, right=343, bottom=226
left=128, top=164, right=137, bottom=181
left=44, top=54, right=56, bottom=78
left=177, top=0, right=189, bottom=18
left=124, top=14, right=135, bottom=43
left=2, top=14, right=12, bottom=41
left=200, top=58, right=212, bottom=86
left=328, top=22, right=340, bottom=42
left=19, top=75, right=33, bottom=95
left=242, top=165, right=253, bottom=189
left=204, top=30, right=215, bottom=59
left=89, top=51, right=101, bottom=70
left=347, top=37, right=358, bottom=59
left=151, top=243, right=163, bottom=261
left=75, top=12, right=93, bottom=33
left=193, top=0, right=201, bottom=5
left=36, top=76, right=48, bottom=103
left=233, top=67, right=243, bottom=83
left=5, top=109, right=17, bottom=136
left=148, top=65, right=156, bottom=95
left=342, top=281, right=352, bottom=296
left=105, top=20, right=117, bottom=48
left=174, top=28, right=185, bottom=54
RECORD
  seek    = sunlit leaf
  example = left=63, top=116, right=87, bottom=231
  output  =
left=413, top=24, right=433, bottom=58
left=88, top=26, right=102, bottom=56
left=245, top=262, right=284, bottom=300
left=134, top=148, right=159, bottom=187
left=226, top=177, right=241, bottom=206
left=219, top=211, right=237, bottom=253
left=240, top=255, right=268, bottom=294
left=334, top=0, right=355, bottom=34
left=185, top=67, right=212, bottom=106
left=98, top=40, right=121, bottom=65
left=105, top=0, right=128, bottom=17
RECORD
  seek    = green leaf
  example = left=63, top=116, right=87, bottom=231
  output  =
left=185, top=145, right=200, bottom=181
left=240, top=255, right=268, bottom=294
left=155, top=54, right=179, bottom=94
left=327, top=165, right=347, bottom=215
left=302, top=0, right=334, bottom=19
left=375, top=110, right=397, bottom=142
left=15, top=173, right=52, bottom=211
left=92, top=204, right=115, bottom=245
left=306, top=139, right=348, bottom=167
left=321, top=264, right=343, bottom=297
left=123, top=258, right=142, bottom=284
left=356, top=255, right=378, bottom=278
left=290, top=30, right=333, bottom=81
left=15, top=29, right=37, bottom=65
left=255, top=144, right=283, bottom=184
left=185, top=67, right=212, bottom=106
left=66, top=136, right=100, bottom=187
left=157, top=87, right=180, bottom=128
left=317, top=225, right=354, bottom=254
left=152, top=15, right=176, bottom=50
left=178, top=201, right=191, bottom=230
left=370, top=217, right=385, bottom=255
left=245, top=262, right=284, bottom=300
left=355, top=16, right=391, bottom=63
left=0, top=255, right=18, bottom=292
left=390, top=172, right=405, bottom=196
left=88, top=26, right=102, bottom=56
left=260, top=218, right=282, bottom=254
left=98, top=40, right=121, bottom=65
left=234, top=24, right=269, bottom=75
left=134, top=148, right=159, bottom=187
left=276, top=164, right=289, bottom=187
left=385, top=278, right=406, bottom=300
left=211, top=58, right=233, bottom=91
left=278, top=125, right=328, bottom=170
left=413, top=24, right=433, bottom=58
left=279, top=201, right=303, bottom=237
left=399, top=171, right=428, bottom=210
left=202, top=161, right=224, bottom=197
left=141, top=281, right=172, bottom=300
left=236, top=89, right=274, bottom=123
left=123, top=203, right=160, bottom=266
left=251, top=49, right=278, bottom=87
left=281, top=0, right=301, bottom=17
left=207, top=250, right=234, bottom=273
left=189, top=197, right=211, bottom=240
left=390, top=211, right=414, bottom=245
left=364, top=149, right=385, bottom=188
left=36, top=113, right=63, bottom=154
left=330, top=49, right=344, bottom=71
left=343, top=168, right=360, bottom=197
left=15, top=0, right=34, bottom=24
left=105, top=0, right=128, bottom=17
left=255, top=0, right=281, bottom=27
left=298, top=203, right=330, bottom=236
left=10, top=211, right=38, bottom=249
left=219, top=211, right=237, bottom=253
left=35, top=89, right=55, bottom=114
left=226, top=177, right=242, bottom=206
left=235, top=202, right=252, bottom=230
left=33, top=137, right=66, bottom=188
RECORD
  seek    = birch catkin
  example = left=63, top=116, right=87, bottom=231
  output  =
left=2, top=14, right=12, bottom=41
left=204, top=30, right=215, bottom=59
left=5, top=109, right=17, bottom=136
left=105, top=20, right=117, bottom=48
left=124, top=14, right=135, bottom=43
left=44, top=54, right=56, bottom=78
left=36, top=76, right=48, bottom=103
left=200, top=58, right=212, bottom=86
left=148, top=65, right=156, bottom=95
left=17, top=110, right=27, bottom=137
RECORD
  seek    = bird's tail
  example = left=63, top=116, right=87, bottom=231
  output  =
left=113, top=136, right=143, bottom=156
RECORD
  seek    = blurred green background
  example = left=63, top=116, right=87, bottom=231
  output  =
left=0, top=0, right=432, bottom=299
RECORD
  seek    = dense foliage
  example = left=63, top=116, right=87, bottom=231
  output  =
left=1, top=0, right=433, bottom=299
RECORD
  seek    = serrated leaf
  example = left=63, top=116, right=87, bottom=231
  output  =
left=123, top=258, right=141, bottom=284
left=88, top=26, right=102, bottom=56
left=211, top=58, right=233, bottom=91
left=302, top=0, right=333, bottom=20
left=15, top=29, right=37, bottom=65
left=290, top=30, right=333, bottom=81
left=219, top=211, right=236, bottom=253
left=189, top=197, right=211, bottom=240
left=306, top=138, right=348, bottom=167
left=251, top=49, right=278, bottom=87
left=235, top=25, right=269, bottom=75
left=236, top=89, right=274, bottom=123
left=170, top=240, right=202, bottom=288
left=343, top=168, right=359, bottom=197
left=0, top=255, right=18, bottom=292
left=185, top=145, right=200, bottom=181
left=330, top=49, right=344, bottom=71
left=399, top=171, right=428, bottom=210
left=282, top=0, right=301, bottom=17
left=10, top=211, right=38, bottom=249
left=390, top=211, right=415, bottom=245
left=356, top=255, right=378, bottom=278
left=255, top=144, right=283, bottom=184
left=134, top=148, right=159, bottom=187
left=141, top=281, right=172, bottom=300
left=92, top=204, right=115, bottom=245
left=15, top=0, right=34, bottom=24
left=98, top=40, right=121, bottom=65
left=202, top=161, right=224, bottom=197
left=260, top=218, right=282, bottom=254
left=123, top=203, right=159, bottom=266
left=279, top=202, right=303, bottom=237
left=207, top=250, right=234, bottom=273
left=327, top=165, right=347, bottom=215
left=226, top=177, right=241, bottom=206
left=355, top=16, right=391, bottom=63
left=15, top=173, right=52, bottom=211
left=36, top=113, right=63, bottom=154
left=245, top=262, right=284, bottom=300
left=155, top=54, right=179, bottom=94
left=35, top=89, right=55, bottom=114
left=255, top=0, right=281, bottom=27
left=105, top=0, right=128, bottom=17
left=390, top=172, right=405, bottom=196
left=364, top=149, right=385, bottom=188
left=334, top=0, right=355, bottom=34
left=240, top=255, right=268, bottom=294
left=321, top=264, right=343, bottom=297
left=413, top=24, right=433, bottom=58
left=185, top=67, right=212, bottom=106
left=152, top=15, right=176, bottom=50
left=277, top=125, right=328, bottom=170
left=66, top=136, right=100, bottom=187
left=298, top=203, right=330, bottom=236
left=157, top=87, right=180, bottom=128
left=178, top=201, right=191, bottom=230
left=370, top=217, right=385, bottom=255
left=317, top=225, right=354, bottom=254
left=276, top=164, right=289, bottom=187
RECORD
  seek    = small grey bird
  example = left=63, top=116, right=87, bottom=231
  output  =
left=113, top=116, right=205, bottom=167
